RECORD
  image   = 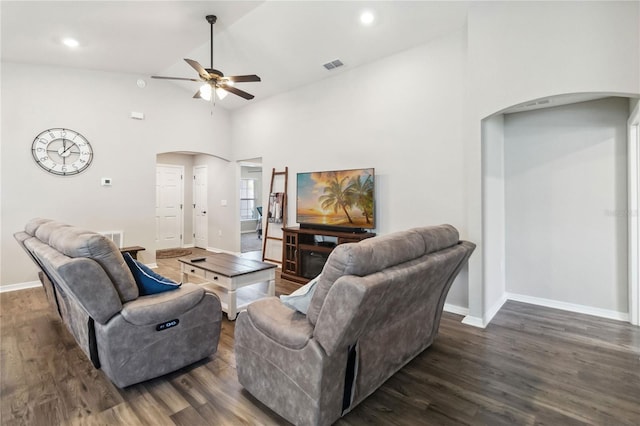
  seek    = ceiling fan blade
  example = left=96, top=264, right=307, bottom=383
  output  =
left=193, top=90, right=202, bottom=99
left=220, top=85, right=255, bottom=100
left=226, top=74, right=261, bottom=83
left=184, top=58, right=211, bottom=80
left=151, top=76, right=200, bottom=82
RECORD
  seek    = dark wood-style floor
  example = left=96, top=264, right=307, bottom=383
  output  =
left=1, top=248, right=639, bottom=425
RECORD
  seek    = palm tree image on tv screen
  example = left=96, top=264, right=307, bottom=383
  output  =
left=296, top=168, right=375, bottom=230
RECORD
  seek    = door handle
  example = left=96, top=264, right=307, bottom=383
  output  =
left=202, top=211, right=207, bottom=214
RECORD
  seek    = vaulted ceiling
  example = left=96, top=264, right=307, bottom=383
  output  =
left=1, top=1, right=469, bottom=109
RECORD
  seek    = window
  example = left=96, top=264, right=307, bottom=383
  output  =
left=240, top=179, right=256, bottom=220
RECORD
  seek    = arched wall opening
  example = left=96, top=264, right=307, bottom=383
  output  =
left=156, top=151, right=238, bottom=256
left=479, top=93, right=639, bottom=325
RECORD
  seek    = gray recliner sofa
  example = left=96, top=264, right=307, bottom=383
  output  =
left=235, top=224, right=475, bottom=425
left=15, top=218, right=222, bottom=388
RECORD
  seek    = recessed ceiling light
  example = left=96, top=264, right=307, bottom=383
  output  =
left=360, top=10, right=375, bottom=26
left=62, top=38, right=79, bottom=48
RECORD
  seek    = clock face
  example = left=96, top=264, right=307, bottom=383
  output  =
left=31, top=128, right=93, bottom=176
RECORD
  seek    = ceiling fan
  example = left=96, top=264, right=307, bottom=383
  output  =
left=151, top=15, right=260, bottom=101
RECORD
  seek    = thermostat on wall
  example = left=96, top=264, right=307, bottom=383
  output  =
left=101, top=177, right=112, bottom=186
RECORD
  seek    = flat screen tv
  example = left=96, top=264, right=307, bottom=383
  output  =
left=296, top=168, right=375, bottom=232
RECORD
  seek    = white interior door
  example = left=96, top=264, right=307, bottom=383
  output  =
left=156, top=164, right=184, bottom=250
left=194, top=165, right=208, bottom=249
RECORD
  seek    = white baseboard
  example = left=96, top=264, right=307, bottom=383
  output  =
left=485, top=294, right=508, bottom=325
left=206, top=247, right=237, bottom=255
left=506, top=292, right=629, bottom=322
left=461, top=292, right=628, bottom=328
left=0, top=281, right=41, bottom=293
left=457, top=295, right=506, bottom=329
left=461, top=315, right=486, bottom=328
left=443, top=303, right=469, bottom=316
left=182, top=243, right=195, bottom=248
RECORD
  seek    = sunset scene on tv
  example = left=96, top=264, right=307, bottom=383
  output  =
left=297, top=168, right=375, bottom=229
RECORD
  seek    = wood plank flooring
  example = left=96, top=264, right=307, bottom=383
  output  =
left=1, top=249, right=639, bottom=425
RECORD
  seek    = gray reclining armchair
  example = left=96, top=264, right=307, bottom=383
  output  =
left=235, top=224, right=475, bottom=425
left=15, top=218, right=222, bottom=388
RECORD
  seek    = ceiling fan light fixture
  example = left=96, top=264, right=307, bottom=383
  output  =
left=199, top=84, right=212, bottom=101
left=215, top=87, right=228, bottom=100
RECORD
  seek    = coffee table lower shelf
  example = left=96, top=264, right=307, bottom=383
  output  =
left=202, top=281, right=272, bottom=320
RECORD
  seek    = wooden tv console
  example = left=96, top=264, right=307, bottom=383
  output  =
left=281, top=226, right=375, bottom=284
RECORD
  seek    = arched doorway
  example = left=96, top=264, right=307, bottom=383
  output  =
left=481, top=93, right=639, bottom=325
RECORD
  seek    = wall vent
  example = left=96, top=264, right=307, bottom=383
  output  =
left=520, top=99, right=552, bottom=109
left=99, top=230, right=124, bottom=248
left=323, top=59, right=344, bottom=70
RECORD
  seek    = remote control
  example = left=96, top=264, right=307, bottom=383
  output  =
left=190, top=257, right=206, bottom=262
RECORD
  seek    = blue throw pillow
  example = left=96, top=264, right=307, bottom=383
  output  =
left=123, top=252, right=181, bottom=295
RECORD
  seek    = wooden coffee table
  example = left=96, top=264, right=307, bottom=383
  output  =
left=178, top=253, right=277, bottom=320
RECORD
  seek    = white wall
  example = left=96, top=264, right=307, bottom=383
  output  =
left=231, top=29, right=471, bottom=310
left=504, top=97, right=629, bottom=314
left=482, top=114, right=507, bottom=318
left=629, top=100, right=640, bottom=325
left=465, top=0, right=639, bottom=323
left=468, top=1, right=640, bottom=120
left=1, top=62, right=233, bottom=286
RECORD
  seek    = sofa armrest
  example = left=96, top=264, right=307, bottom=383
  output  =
left=120, top=283, right=214, bottom=326
left=244, top=297, right=314, bottom=350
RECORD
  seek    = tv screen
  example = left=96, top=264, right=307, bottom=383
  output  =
left=296, top=168, right=375, bottom=231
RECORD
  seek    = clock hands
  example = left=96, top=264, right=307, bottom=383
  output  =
left=32, top=128, right=93, bottom=176
left=46, top=139, right=79, bottom=160
left=60, top=139, right=78, bottom=156
left=60, top=140, right=75, bottom=165
left=61, top=139, right=68, bottom=165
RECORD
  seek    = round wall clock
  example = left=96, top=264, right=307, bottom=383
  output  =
left=31, top=128, right=93, bottom=176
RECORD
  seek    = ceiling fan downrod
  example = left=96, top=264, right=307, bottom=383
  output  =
left=206, top=15, right=217, bottom=71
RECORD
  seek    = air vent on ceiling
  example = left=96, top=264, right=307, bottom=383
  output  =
left=520, top=99, right=551, bottom=109
left=323, top=59, right=344, bottom=70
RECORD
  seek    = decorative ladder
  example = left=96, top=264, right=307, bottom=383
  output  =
left=262, top=167, right=288, bottom=265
